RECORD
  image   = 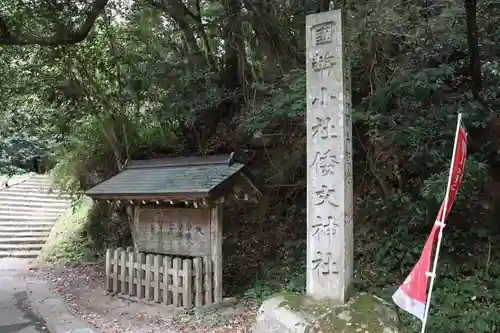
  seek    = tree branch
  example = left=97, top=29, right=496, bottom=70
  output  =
left=0, top=0, right=109, bottom=46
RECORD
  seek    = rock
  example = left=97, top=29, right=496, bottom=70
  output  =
left=253, top=292, right=403, bottom=333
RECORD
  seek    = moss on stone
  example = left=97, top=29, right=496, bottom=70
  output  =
left=278, top=292, right=401, bottom=333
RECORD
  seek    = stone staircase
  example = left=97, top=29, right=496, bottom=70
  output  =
left=0, top=174, right=71, bottom=258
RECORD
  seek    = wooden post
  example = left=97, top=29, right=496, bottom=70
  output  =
left=203, top=256, right=213, bottom=304
left=163, top=256, right=172, bottom=305
left=193, top=258, right=203, bottom=306
left=120, top=248, right=126, bottom=292
left=145, top=254, right=153, bottom=300
left=183, top=259, right=193, bottom=308
left=105, top=249, right=112, bottom=292
left=172, top=258, right=181, bottom=307
left=137, top=252, right=145, bottom=298
left=210, top=203, right=223, bottom=302
left=113, top=248, right=121, bottom=293
left=126, top=205, right=140, bottom=249
left=128, top=250, right=135, bottom=296
left=153, top=255, right=161, bottom=302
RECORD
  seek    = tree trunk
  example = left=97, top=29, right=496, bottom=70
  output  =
left=243, top=0, right=300, bottom=80
left=149, top=0, right=205, bottom=67
left=465, top=0, right=481, bottom=99
left=221, top=0, right=245, bottom=90
left=317, top=0, right=330, bottom=12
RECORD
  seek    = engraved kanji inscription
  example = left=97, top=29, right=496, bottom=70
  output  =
left=344, top=126, right=352, bottom=142
left=311, top=216, right=340, bottom=243
left=312, top=22, right=334, bottom=45
left=345, top=212, right=354, bottom=225
left=167, top=221, right=175, bottom=235
left=344, top=110, right=352, bottom=123
left=310, top=149, right=341, bottom=175
left=312, top=251, right=339, bottom=276
left=344, top=100, right=351, bottom=110
left=344, top=150, right=352, bottom=162
left=312, top=52, right=336, bottom=71
left=312, top=87, right=336, bottom=107
left=345, top=169, right=353, bottom=185
left=315, top=185, right=339, bottom=207
left=136, top=208, right=211, bottom=257
left=186, top=231, right=194, bottom=246
left=312, top=116, right=339, bottom=140
left=177, top=222, right=183, bottom=238
left=344, top=79, right=350, bottom=92
left=185, top=222, right=193, bottom=245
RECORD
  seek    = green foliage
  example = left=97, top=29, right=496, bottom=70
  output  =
left=43, top=198, right=98, bottom=264
left=45, top=236, right=95, bottom=265
left=2, top=0, right=500, bottom=332
left=244, top=69, right=306, bottom=133
left=244, top=239, right=306, bottom=300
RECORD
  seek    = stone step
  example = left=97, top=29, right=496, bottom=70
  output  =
left=0, top=231, right=50, bottom=238
left=22, top=180, right=53, bottom=185
left=0, top=250, right=40, bottom=258
left=0, top=243, right=44, bottom=251
left=0, top=189, right=66, bottom=196
left=0, top=237, right=46, bottom=244
left=0, top=206, right=69, bottom=213
left=0, top=195, right=70, bottom=204
left=0, top=213, right=61, bottom=220
left=0, top=226, right=52, bottom=232
left=2, top=186, right=56, bottom=193
left=8, top=179, right=54, bottom=185
left=28, top=174, right=52, bottom=179
left=0, top=174, right=65, bottom=260
left=6, top=183, right=53, bottom=188
left=0, top=210, right=66, bottom=218
left=0, top=191, right=71, bottom=203
left=0, top=222, right=55, bottom=228
left=0, top=200, right=70, bottom=209
left=0, top=209, right=64, bottom=216
left=0, top=191, right=71, bottom=200
left=0, top=207, right=64, bottom=214
left=18, top=176, right=53, bottom=183
left=0, top=217, right=63, bottom=224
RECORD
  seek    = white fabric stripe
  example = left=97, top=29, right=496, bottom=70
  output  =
left=392, top=287, right=426, bottom=321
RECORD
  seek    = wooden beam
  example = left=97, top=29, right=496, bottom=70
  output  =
left=210, top=203, right=223, bottom=302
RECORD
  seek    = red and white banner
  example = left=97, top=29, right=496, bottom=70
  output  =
left=392, top=118, right=467, bottom=321
left=436, top=124, right=467, bottom=223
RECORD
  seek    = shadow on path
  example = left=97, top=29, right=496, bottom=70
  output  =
left=0, top=290, right=48, bottom=333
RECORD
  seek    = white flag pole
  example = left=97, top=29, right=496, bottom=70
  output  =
left=420, top=113, right=462, bottom=333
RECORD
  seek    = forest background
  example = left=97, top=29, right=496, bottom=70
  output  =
left=0, top=1, right=498, bottom=332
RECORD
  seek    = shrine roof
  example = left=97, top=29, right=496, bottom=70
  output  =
left=85, top=154, right=257, bottom=200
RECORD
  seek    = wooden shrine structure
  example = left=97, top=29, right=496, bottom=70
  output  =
left=85, top=153, right=263, bottom=308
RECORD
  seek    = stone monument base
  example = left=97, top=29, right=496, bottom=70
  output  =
left=253, top=292, right=402, bottom=333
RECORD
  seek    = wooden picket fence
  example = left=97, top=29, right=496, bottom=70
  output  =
left=105, top=248, right=214, bottom=309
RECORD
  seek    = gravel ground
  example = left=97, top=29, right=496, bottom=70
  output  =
left=29, top=264, right=259, bottom=333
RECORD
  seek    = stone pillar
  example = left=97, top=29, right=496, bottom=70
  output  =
left=306, top=10, right=354, bottom=304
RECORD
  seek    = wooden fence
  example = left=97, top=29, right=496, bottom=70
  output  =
left=105, top=248, right=214, bottom=309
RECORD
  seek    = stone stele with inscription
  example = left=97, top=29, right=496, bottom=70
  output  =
left=253, top=10, right=401, bottom=333
left=306, top=9, right=353, bottom=303
left=135, top=208, right=211, bottom=257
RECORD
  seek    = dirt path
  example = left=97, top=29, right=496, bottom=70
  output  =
left=30, top=264, right=259, bottom=333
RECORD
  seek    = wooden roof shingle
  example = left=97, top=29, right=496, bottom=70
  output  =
left=85, top=154, right=256, bottom=200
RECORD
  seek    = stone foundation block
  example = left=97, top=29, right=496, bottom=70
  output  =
left=253, top=292, right=403, bottom=333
